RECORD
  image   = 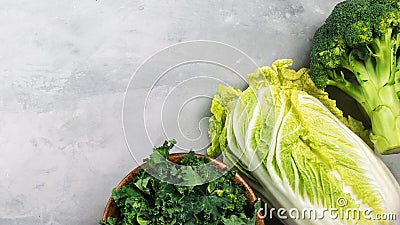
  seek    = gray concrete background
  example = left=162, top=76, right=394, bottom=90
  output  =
left=0, top=0, right=399, bottom=224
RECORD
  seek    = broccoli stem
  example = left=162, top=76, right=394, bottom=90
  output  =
left=366, top=84, right=400, bottom=154
left=330, top=29, right=400, bottom=154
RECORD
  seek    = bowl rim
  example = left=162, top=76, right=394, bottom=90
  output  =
left=101, top=153, right=265, bottom=225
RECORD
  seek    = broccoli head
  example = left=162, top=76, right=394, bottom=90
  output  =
left=310, top=0, right=400, bottom=154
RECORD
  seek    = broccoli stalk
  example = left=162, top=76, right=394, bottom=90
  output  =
left=310, top=0, right=400, bottom=154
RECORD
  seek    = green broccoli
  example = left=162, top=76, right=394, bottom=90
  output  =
left=310, top=0, right=400, bottom=154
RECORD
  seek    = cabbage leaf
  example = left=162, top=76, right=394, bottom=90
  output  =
left=207, top=59, right=400, bottom=224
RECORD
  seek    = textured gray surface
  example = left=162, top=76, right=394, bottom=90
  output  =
left=0, top=0, right=399, bottom=224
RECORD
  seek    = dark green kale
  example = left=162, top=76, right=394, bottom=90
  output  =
left=100, top=140, right=259, bottom=225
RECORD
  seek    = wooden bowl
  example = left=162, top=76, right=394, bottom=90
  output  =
left=101, top=153, right=265, bottom=225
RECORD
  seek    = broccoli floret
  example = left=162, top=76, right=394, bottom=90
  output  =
left=310, top=0, right=400, bottom=154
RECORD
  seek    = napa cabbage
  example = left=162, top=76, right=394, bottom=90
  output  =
left=207, top=59, right=400, bottom=224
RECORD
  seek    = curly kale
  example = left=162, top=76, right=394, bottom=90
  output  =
left=100, top=141, right=259, bottom=225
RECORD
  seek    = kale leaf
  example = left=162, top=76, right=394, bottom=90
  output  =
left=100, top=140, right=259, bottom=225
